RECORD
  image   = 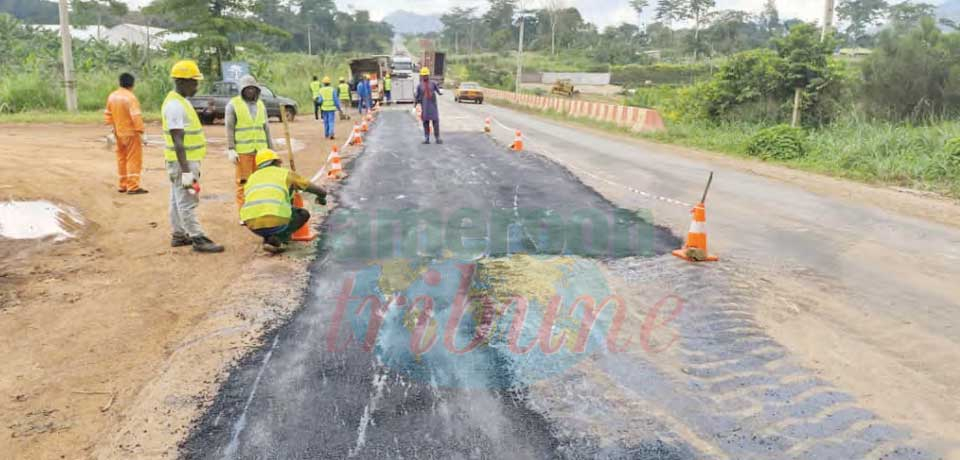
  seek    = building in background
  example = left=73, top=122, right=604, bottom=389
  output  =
left=35, top=23, right=194, bottom=49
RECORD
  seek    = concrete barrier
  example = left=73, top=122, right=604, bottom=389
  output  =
left=481, top=87, right=665, bottom=133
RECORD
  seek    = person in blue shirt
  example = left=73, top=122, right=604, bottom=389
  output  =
left=356, top=74, right=372, bottom=114
left=315, top=76, right=342, bottom=140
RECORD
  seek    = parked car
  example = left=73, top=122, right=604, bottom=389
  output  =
left=454, top=82, right=484, bottom=104
left=188, top=81, right=298, bottom=124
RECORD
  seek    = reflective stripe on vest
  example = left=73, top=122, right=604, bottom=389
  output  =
left=339, top=83, right=350, bottom=100
left=384, top=78, right=392, bottom=91
left=319, top=86, right=336, bottom=111
left=240, top=166, right=292, bottom=221
left=162, top=91, right=206, bottom=161
left=310, top=81, right=322, bottom=99
left=230, top=96, right=268, bottom=154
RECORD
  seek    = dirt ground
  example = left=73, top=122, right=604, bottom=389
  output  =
left=0, top=112, right=359, bottom=459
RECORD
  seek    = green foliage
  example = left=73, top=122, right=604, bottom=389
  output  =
left=746, top=124, right=807, bottom=160
left=836, top=0, right=889, bottom=45
left=944, top=137, right=960, bottom=169
left=861, top=17, right=960, bottom=121
left=0, top=0, right=58, bottom=24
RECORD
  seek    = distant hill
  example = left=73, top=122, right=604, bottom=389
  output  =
left=383, top=10, right=443, bottom=35
left=0, top=0, right=59, bottom=24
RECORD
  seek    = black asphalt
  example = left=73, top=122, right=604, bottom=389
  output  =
left=181, top=110, right=687, bottom=459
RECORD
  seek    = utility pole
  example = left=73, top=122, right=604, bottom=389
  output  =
left=822, top=0, right=835, bottom=42
left=307, top=25, right=313, bottom=55
left=58, top=0, right=78, bottom=112
left=515, top=10, right=526, bottom=95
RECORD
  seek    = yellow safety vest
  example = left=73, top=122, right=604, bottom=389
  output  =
left=162, top=91, right=206, bottom=162
left=384, top=77, right=392, bottom=91
left=310, top=81, right=322, bottom=99
left=319, top=86, right=336, bottom=111
left=339, top=83, right=350, bottom=100
left=240, top=166, right=292, bottom=222
left=230, top=96, right=268, bottom=155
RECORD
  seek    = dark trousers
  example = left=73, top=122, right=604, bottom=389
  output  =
left=423, top=120, right=440, bottom=140
left=313, top=99, right=321, bottom=120
left=251, top=208, right=310, bottom=243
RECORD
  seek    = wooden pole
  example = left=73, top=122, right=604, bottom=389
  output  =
left=700, top=172, right=714, bottom=204
left=822, top=0, right=835, bottom=42
left=280, top=106, right=297, bottom=172
left=791, top=87, right=802, bottom=128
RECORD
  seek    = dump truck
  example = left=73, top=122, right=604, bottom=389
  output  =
left=348, top=55, right=390, bottom=106
left=419, top=51, right=446, bottom=87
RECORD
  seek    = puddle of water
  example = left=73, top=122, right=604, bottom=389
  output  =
left=0, top=200, right=84, bottom=241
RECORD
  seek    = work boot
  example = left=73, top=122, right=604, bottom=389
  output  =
left=127, top=188, right=149, bottom=195
left=435, top=138, right=443, bottom=145
left=423, top=139, right=431, bottom=145
left=192, top=236, right=225, bottom=253
left=263, top=236, right=285, bottom=254
left=171, top=233, right=192, bottom=248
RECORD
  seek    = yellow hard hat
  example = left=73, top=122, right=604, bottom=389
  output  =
left=322, top=76, right=331, bottom=84
left=255, top=149, right=280, bottom=168
left=339, top=76, right=345, bottom=82
left=170, top=60, right=204, bottom=80
left=420, top=67, right=430, bottom=76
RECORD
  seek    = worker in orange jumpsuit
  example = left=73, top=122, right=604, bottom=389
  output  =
left=104, top=73, right=147, bottom=194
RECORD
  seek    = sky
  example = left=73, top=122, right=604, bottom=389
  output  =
left=118, top=1, right=844, bottom=28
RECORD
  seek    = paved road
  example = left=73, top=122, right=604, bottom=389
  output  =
left=183, top=103, right=951, bottom=459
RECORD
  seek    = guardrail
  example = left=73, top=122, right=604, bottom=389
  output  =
left=481, top=87, right=665, bottom=133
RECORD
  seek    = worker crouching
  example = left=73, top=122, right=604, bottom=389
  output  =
left=241, top=149, right=328, bottom=254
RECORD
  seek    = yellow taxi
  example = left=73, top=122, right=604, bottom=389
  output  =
left=454, top=82, right=484, bottom=104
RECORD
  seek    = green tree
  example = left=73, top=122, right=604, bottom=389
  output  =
left=862, top=17, right=960, bottom=121
left=887, top=1, right=935, bottom=31
left=71, top=0, right=128, bottom=34
left=761, top=0, right=781, bottom=36
left=836, top=0, right=888, bottom=45
left=144, top=0, right=288, bottom=77
left=772, top=23, right=835, bottom=126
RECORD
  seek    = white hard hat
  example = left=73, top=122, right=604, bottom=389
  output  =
left=239, top=75, right=259, bottom=92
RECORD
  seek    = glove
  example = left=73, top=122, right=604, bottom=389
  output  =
left=226, top=149, right=239, bottom=164
left=315, top=191, right=327, bottom=206
left=181, top=172, right=195, bottom=188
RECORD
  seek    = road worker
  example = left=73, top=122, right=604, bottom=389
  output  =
left=415, top=67, right=443, bottom=145
left=241, top=149, right=328, bottom=254
left=315, top=76, right=342, bottom=140
left=162, top=60, right=224, bottom=253
left=338, top=76, right=351, bottom=120
left=104, top=72, right=146, bottom=194
left=357, top=74, right=372, bottom=115
left=310, top=75, right=322, bottom=120
left=383, top=72, right=392, bottom=104
left=225, top=75, right=273, bottom=217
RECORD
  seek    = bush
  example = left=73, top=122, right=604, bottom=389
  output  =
left=944, top=137, right=960, bottom=169
left=747, top=125, right=808, bottom=160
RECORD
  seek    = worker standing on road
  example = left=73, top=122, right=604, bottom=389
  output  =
left=104, top=72, right=147, bottom=194
left=225, top=75, right=273, bottom=216
left=315, top=76, right=342, bottom=140
left=310, top=76, right=322, bottom=121
left=357, top=74, right=372, bottom=115
left=383, top=72, right=392, bottom=104
left=162, top=60, right=224, bottom=253
left=338, top=77, right=351, bottom=120
left=241, top=149, right=328, bottom=254
left=415, top=67, right=443, bottom=145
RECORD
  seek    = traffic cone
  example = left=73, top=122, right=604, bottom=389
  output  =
left=366, top=112, right=373, bottom=123
left=511, top=131, right=524, bottom=151
left=672, top=202, right=718, bottom=262
left=350, top=123, right=363, bottom=146
left=291, top=192, right=318, bottom=242
left=327, top=145, right=344, bottom=179
left=361, top=119, right=369, bottom=133
left=484, top=117, right=492, bottom=133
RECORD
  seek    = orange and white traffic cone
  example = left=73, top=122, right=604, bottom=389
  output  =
left=327, top=145, right=344, bottom=179
left=672, top=202, right=718, bottom=262
left=511, top=131, right=524, bottom=152
left=484, top=117, right=492, bottom=133
left=350, top=122, right=363, bottom=146
left=361, top=119, right=369, bottom=133
left=291, top=192, right=318, bottom=242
